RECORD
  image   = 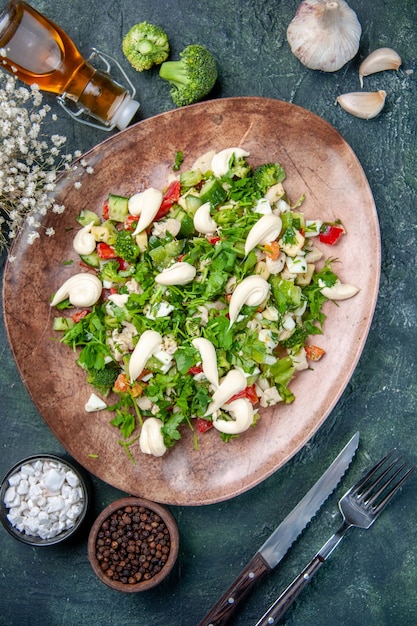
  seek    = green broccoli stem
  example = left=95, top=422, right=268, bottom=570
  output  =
left=159, top=62, right=189, bottom=87
left=137, top=40, right=157, bottom=54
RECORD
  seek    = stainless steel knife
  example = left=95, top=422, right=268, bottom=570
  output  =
left=197, top=431, right=360, bottom=626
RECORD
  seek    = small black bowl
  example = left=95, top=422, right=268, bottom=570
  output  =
left=0, top=454, right=90, bottom=546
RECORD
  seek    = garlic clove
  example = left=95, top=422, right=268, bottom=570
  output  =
left=211, top=148, right=250, bottom=178
left=139, top=417, right=167, bottom=457
left=336, top=90, right=386, bottom=120
left=192, top=337, right=219, bottom=388
left=73, top=221, right=96, bottom=256
left=359, top=48, right=402, bottom=88
left=131, top=188, right=163, bottom=235
left=50, top=273, right=102, bottom=307
left=228, top=275, right=271, bottom=327
left=244, top=213, right=283, bottom=256
left=128, top=329, right=162, bottom=381
left=287, top=0, right=362, bottom=72
left=319, top=279, right=359, bottom=300
left=193, top=201, right=217, bottom=234
left=155, top=261, right=197, bottom=286
left=205, top=369, right=247, bottom=415
left=212, top=398, right=254, bottom=435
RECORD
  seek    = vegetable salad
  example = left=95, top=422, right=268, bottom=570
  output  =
left=51, top=147, right=358, bottom=459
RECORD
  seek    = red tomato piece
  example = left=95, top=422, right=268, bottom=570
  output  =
left=196, top=418, right=213, bottom=433
left=229, top=384, right=258, bottom=405
left=116, top=257, right=129, bottom=270
left=154, top=180, right=181, bottom=220
left=124, top=215, right=138, bottom=231
left=97, top=242, right=117, bottom=259
left=188, top=365, right=204, bottom=375
left=319, top=223, right=345, bottom=245
left=102, top=199, right=109, bottom=220
left=71, top=309, right=90, bottom=323
left=207, top=235, right=221, bottom=245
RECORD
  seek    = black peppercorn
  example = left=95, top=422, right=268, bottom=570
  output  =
left=94, top=505, right=171, bottom=585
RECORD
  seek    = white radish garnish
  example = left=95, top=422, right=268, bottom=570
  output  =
left=131, top=188, right=163, bottom=235
left=193, top=201, right=217, bottom=234
left=244, top=213, right=282, bottom=256
left=211, top=147, right=250, bottom=177
left=155, top=262, right=196, bottom=286
left=205, top=368, right=247, bottom=416
left=128, top=330, right=162, bottom=381
left=192, top=337, right=219, bottom=388
left=228, top=275, right=270, bottom=327
left=50, top=273, right=102, bottom=307
left=139, top=417, right=166, bottom=457
left=73, top=221, right=96, bottom=255
left=212, top=398, right=254, bottom=434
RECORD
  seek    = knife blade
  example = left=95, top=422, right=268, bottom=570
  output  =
left=197, top=431, right=360, bottom=626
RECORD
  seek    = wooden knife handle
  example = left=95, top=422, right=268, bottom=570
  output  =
left=198, top=551, right=271, bottom=626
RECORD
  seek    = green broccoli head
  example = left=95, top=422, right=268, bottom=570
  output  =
left=122, top=21, right=169, bottom=72
left=99, top=260, right=125, bottom=284
left=113, top=229, right=140, bottom=264
left=159, top=44, right=218, bottom=107
left=87, top=363, right=120, bottom=396
left=253, top=163, right=286, bottom=195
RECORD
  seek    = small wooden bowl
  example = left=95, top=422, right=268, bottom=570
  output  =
left=87, top=496, right=179, bottom=592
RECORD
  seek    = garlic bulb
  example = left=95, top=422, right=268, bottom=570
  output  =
left=336, top=90, right=386, bottom=120
left=359, top=48, right=402, bottom=88
left=287, top=0, right=362, bottom=72
left=50, top=273, right=102, bottom=307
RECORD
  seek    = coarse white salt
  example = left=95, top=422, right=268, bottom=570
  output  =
left=42, top=468, right=65, bottom=492
left=3, top=458, right=85, bottom=540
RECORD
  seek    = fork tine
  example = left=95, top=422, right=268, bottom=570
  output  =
left=361, top=454, right=404, bottom=504
left=372, top=465, right=416, bottom=515
left=350, top=449, right=397, bottom=497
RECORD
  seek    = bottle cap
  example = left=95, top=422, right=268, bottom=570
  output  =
left=111, top=94, right=140, bottom=130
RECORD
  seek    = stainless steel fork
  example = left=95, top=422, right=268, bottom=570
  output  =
left=255, top=449, right=415, bottom=626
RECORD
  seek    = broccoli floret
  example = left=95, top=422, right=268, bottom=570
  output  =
left=113, top=229, right=140, bottom=264
left=87, top=363, right=120, bottom=396
left=159, top=44, right=218, bottom=107
left=122, top=21, right=169, bottom=72
left=100, top=260, right=125, bottom=284
left=280, top=325, right=308, bottom=350
left=253, top=163, right=286, bottom=195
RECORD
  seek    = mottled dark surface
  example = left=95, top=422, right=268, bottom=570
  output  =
left=1, top=1, right=417, bottom=625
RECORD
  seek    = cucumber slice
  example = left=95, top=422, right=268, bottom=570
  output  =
left=53, top=316, right=75, bottom=331
left=185, top=194, right=203, bottom=216
left=108, top=194, right=129, bottom=222
left=80, top=251, right=100, bottom=268
left=76, top=209, right=101, bottom=227
left=199, top=178, right=227, bottom=207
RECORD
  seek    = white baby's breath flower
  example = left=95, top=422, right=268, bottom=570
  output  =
left=0, top=71, right=82, bottom=255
